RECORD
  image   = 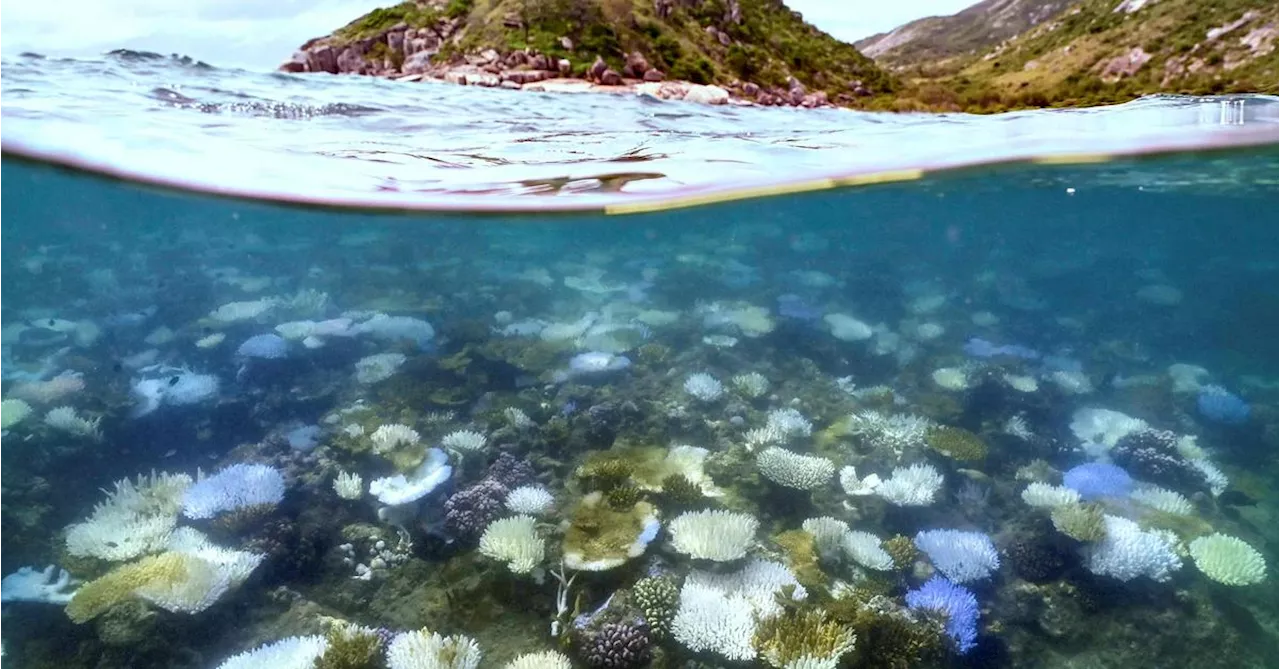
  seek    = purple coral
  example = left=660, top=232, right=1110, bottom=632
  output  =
left=443, top=478, right=508, bottom=540
left=582, top=621, right=651, bottom=669
left=486, top=452, right=535, bottom=489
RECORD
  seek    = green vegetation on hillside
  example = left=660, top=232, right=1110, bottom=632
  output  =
left=325, top=0, right=895, bottom=99
left=865, top=0, right=1278, bottom=112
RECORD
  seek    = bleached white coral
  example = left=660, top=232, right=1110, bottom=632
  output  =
left=502, top=651, right=573, bottom=669
left=1, top=398, right=33, bottom=429
left=731, top=372, right=770, bottom=398
left=824, top=313, right=873, bottom=341
left=842, top=531, right=895, bottom=571
left=1069, top=408, right=1147, bottom=453
left=386, top=629, right=481, bottom=669
left=672, top=558, right=807, bottom=661
left=333, top=470, right=364, bottom=500
left=355, top=352, right=407, bottom=384
left=1021, top=483, right=1081, bottom=508
left=875, top=463, right=943, bottom=507
left=208, top=298, right=278, bottom=324
left=670, top=582, right=757, bottom=661
left=180, top=463, right=285, bottom=520
left=441, top=429, right=487, bottom=453
left=503, top=407, right=535, bottom=429
left=65, top=471, right=193, bottom=561
left=138, top=528, right=265, bottom=615
left=686, top=557, right=807, bottom=620
left=505, top=485, right=555, bottom=515
left=1083, top=515, right=1183, bottom=582
left=0, top=565, right=79, bottom=604
left=369, top=448, right=452, bottom=507
left=668, top=509, right=758, bottom=562
left=1188, top=534, right=1267, bottom=586
left=838, top=466, right=882, bottom=496
left=757, top=447, right=834, bottom=491
left=802, top=517, right=850, bottom=561
left=931, top=367, right=969, bottom=391
left=43, top=406, right=101, bottom=439
left=478, top=515, right=544, bottom=574
left=214, top=636, right=328, bottom=669
left=1050, top=370, right=1093, bottom=394
left=1188, top=458, right=1228, bottom=497
left=1129, top=485, right=1193, bottom=515
left=371, top=424, right=420, bottom=455
left=684, top=373, right=724, bottom=401
left=846, top=410, right=932, bottom=456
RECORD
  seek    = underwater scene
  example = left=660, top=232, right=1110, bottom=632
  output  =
left=2, top=56, right=1279, bottom=669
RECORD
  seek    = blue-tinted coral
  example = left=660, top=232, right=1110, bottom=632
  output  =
left=1062, top=462, right=1133, bottom=500
left=913, top=529, right=1000, bottom=583
left=1197, top=386, right=1250, bottom=425
left=906, top=576, right=980, bottom=654
left=443, top=478, right=508, bottom=539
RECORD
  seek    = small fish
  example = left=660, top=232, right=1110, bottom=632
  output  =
left=163, top=449, right=176, bottom=458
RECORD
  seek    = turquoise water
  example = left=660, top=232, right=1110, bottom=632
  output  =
left=1, top=51, right=1277, bottom=669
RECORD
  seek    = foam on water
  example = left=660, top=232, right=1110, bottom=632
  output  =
left=1, top=50, right=1276, bottom=211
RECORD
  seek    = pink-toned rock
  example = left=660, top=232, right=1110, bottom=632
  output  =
left=503, top=70, right=551, bottom=84
left=531, top=54, right=550, bottom=70
left=623, top=51, right=650, bottom=78
left=469, top=72, right=501, bottom=87
left=279, top=53, right=307, bottom=73
left=588, top=56, right=608, bottom=82
left=559, top=36, right=574, bottom=50
left=402, top=51, right=434, bottom=75
left=388, top=30, right=405, bottom=53
left=683, top=84, right=730, bottom=105
left=600, top=69, right=623, bottom=86
left=742, top=81, right=760, bottom=98
left=336, top=47, right=367, bottom=74
left=480, top=48, right=500, bottom=63
left=557, top=59, right=572, bottom=75
left=444, top=70, right=469, bottom=85
left=500, top=80, right=522, bottom=90
left=308, top=45, right=339, bottom=74
left=643, top=68, right=664, bottom=82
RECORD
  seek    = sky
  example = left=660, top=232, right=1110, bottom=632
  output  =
left=0, top=0, right=977, bottom=71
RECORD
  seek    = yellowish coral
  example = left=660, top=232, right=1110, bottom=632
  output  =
left=1050, top=502, right=1106, bottom=542
left=924, top=426, right=987, bottom=461
left=66, top=552, right=191, bottom=623
left=561, top=492, right=659, bottom=571
left=753, top=608, right=857, bottom=668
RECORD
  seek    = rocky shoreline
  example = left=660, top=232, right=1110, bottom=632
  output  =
left=279, top=22, right=847, bottom=109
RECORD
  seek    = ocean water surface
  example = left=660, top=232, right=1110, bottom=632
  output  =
left=0, top=51, right=1277, bottom=669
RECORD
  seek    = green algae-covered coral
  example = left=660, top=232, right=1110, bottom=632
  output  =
left=66, top=552, right=190, bottom=623
left=605, top=484, right=643, bottom=511
left=658, top=473, right=707, bottom=510
left=315, top=624, right=383, bottom=669
left=827, top=593, right=944, bottom=669
left=882, top=534, right=918, bottom=570
left=753, top=608, right=856, bottom=668
left=1050, top=502, right=1106, bottom=542
left=576, top=458, right=634, bottom=493
left=561, top=492, right=659, bottom=571
left=924, top=426, right=987, bottom=461
left=632, top=576, right=679, bottom=639
left=772, top=529, right=827, bottom=592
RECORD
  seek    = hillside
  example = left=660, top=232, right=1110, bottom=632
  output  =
left=855, top=0, right=1077, bottom=70
left=281, top=0, right=895, bottom=107
left=864, top=0, right=1278, bottom=112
